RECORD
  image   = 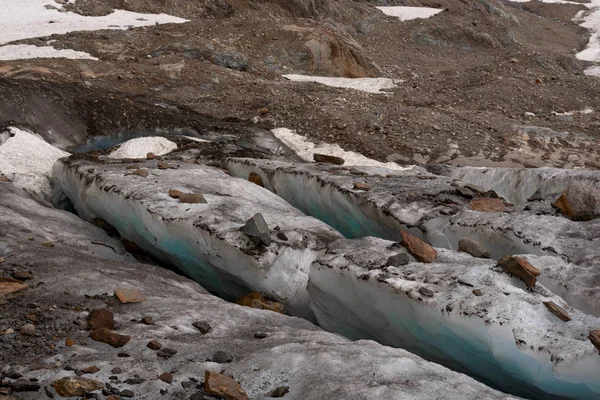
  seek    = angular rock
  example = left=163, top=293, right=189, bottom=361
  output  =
left=132, top=168, right=149, bottom=178
left=469, top=198, right=505, bottom=212
left=10, top=379, right=40, bottom=392
left=158, top=372, right=173, bottom=384
left=418, top=287, right=434, bottom=298
left=241, top=213, right=271, bottom=246
left=168, top=189, right=183, bottom=198
left=472, top=289, right=483, bottom=297
left=0, top=278, right=27, bottom=298
left=543, top=301, right=571, bottom=322
left=458, top=238, right=490, bottom=259
left=10, top=271, right=33, bottom=281
left=192, top=321, right=212, bottom=334
left=313, top=153, right=345, bottom=165
left=276, top=232, right=288, bottom=241
left=353, top=182, right=371, bottom=191
left=554, top=182, right=600, bottom=221
left=386, top=253, right=410, bottom=267
left=268, top=386, right=290, bottom=398
left=87, top=308, right=115, bottom=330
left=212, top=350, right=233, bottom=363
left=147, top=339, right=162, bottom=350
left=114, top=288, right=147, bottom=303
left=497, top=255, right=539, bottom=288
left=178, top=193, right=207, bottom=204
left=157, top=348, right=177, bottom=359
left=400, top=231, right=437, bottom=263
left=589, top=330, right=600, bottom=353
left=248, top=172, right=264, bottom=187
left=204, top=371, right=248, bottom=400
left=89, top=328, right=131, bottom=348
left=236, top=292, right=285, bottom=314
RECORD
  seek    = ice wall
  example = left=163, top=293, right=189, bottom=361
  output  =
left=53, top=157, right=341, bottom=319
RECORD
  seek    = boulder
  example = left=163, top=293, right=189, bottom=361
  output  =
left=241, top=213, right=271, bottom=246
left=86, top=308, right=115, bottom=330
left=204, top=371, right=248, bottom=400
left=553, top=182, right=600, bottom=221
left=458, top=238, right=490, bottom=259
left=400, top=231, right=437, bottom=263
left=313, top=153, right=344, bottom=165
left=498, top=255, right=540, bottom=288
left=52, top=377, right=103, bottom=397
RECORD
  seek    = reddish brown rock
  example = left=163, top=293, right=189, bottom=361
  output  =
left=235, top=292, right=285, bottom=314
left=147, top=339, right=162, bottom=350
left=52, top=377, right=103, bottom=397
left=469, top=198, right=505, bottom=212
left=543, top=302, right=571, bottom=322
left=168, top=189, right=183, bottom=198
left=86, top=308, right=115, bottom=330
left=589, top=330, right=600, bottom=353
left=0, top=175, right=11, bottom=183
left=204, top=371, right=249, bottom=400
left=313, top=153, right=345, bottom=165
left=81, top=366, right=100, bottom=374
left=248, top=172, right=264, bottom=187
left=158, top=372, right=173, bottom=384
left=553, top=183, right=600, bottom=221
left=498, top=255, right=539, bottom=288
left=132, top=168, right=149, bottom=177
left=353, top=182, right=371, bottom=191
left=146, top=152, right=156, bottom=159
left=0, top=277, right=27, bottom=299
left=178, top=193, right=207, bottom=204
left=114, top=288, right=147, bottom=303
left=65, top=337, right=75, bottom=347
left=400, top=231, right=437, bottom=263
left=89, top=328, right=131, bottom=348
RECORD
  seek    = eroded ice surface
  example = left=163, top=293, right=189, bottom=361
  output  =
left=309, top=237, right=600, bottom=400
left=107, top=136, right=178, bottom=159
left=376, top=6, right=444, bottom=21
left=53, top=156, right=342, bottom=319
left=0, top=184, right=518, bottom=400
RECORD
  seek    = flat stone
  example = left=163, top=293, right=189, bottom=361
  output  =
left=10, top=379, right=41, bottom=392
left=254, top=332, right=267, bottom=339
left=192, top=321, right=212, bottom=334
left=543, top=301, right=571, bottom=322
left=498, top=255, right=539, bottom=288
left=236, top=292, right=284, bottom=314
left=386, top=253, right=410, bottom=267
left=418, top=287, right=434, bottom=298
left=589, top=330, right=600, bottom=353
left=41, top=241, right=55, bottom=247
left=400, top=231, right=437, bottom=263
left=89, top=328, right=131, bottom=348
left=157, top=348, right=177, bottom=359
left=10, top=271, right=33, bottom=281
left=469, top=198, right=505, bottom=212
left=0, top=278, right=28, bottom=298
left=241, top=213, right=271, bottom=246
left=124, top=377, right=145, bottom=385
left=132, top=168, right=149, bottom=177
left=248, top=172, right=264, bottom=187
left=204, top=371, right=249, bottom=400
left=353, top=181, right=371, bottom=191
left=52, top=377, right=103, bottom=397
left=268, top=386, right=290, bottom=398
left=81, top=366, right=100, bottom=374
left=114, top=288, right=147, bottom=303
left=178, top=193, right=207, bottom=204
left=168, top=189, right=183, bottom=198
left=458, top=238, right=491, bottom=259
left=472, top=289, right=483, bottom=296
left=313, top=153, right=345, bottom=165
left=120, top=389, right=134, bottom=398
left=87, top=308, right=115, bottom=330
left=147, top=339, right=162, bottom=350
left=212, top=351, right=233, bottom=363
left=158, top=372, right=173, bottom=384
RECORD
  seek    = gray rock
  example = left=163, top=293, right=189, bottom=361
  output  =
left=386, top=253, right=410, bottom=267
left=458, top=238, right=491, bottom=259
left=212, top=350, right=233, bottom=363
left=241, top=213, right=272, bottom=246
left=212, top=52, right=248, bottom=71
left=192, top=321, right=212, bottom=334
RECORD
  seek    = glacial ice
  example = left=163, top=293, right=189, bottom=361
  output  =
left=107, top=136, right=178, bottom=159
left=53, top=157, right=342, bottom=319
left=309, top=237, right=600, bottom=400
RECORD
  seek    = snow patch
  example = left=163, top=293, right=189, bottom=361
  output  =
left=282, top=74, right=399, bottom=94
left=108, top=137, right=178, bottom=159
left=0, top=127, right=69, bottom=197
left=271, top=128, right=412, bottom=171
left=376, top=6, right=443, bottom=21
left=0, top=44, right=97, bottom=61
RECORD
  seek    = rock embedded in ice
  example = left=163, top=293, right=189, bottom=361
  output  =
left=313, top=153, right=345, bottom=165
left=458, top=237, right=490, bottom=259
left=178, top=193, right=207, bottom=204
left=89, top=328, right=131, bottom=348
left=114, top=288, right=147, bottom=303
left=553, top=182, right=600, bottom=221
left=386, top=253, right=410, bottom=267
left=248, top=171, right=264, bottom=187
left=543, top=301, right=571, bottom=322
left=241, top=213, right=272, bottom=246
left=108, top=137, right=177, bottom=159
left=236, top=292, right=285, bottom=314
left=497, top=255, right=539, bottom=288
left=401, top=231, right=437, bottom=262
left=469, top=197, right=506, bottom=212
left=590, top=330, right=600, bottom=353
left=204, top=371, right=248, bottom=400
left=353, top=181, right=371, bottom=191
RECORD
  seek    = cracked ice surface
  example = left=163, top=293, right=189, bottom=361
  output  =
left=309, top=237, right=600, bottom=400
left=0, top=184, right=518, bottom=400
left=53, top=156, right=342, bottom=319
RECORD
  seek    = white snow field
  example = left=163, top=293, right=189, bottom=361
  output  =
left=309, top=237, right=600, bottom=400
left=0, top=44, right=98, bottom=61
left=0, top=127, right=69, bottom=199
left=271, top=128, right=412, bottom=171
left=282, top=74, right=399, bottom=94
left=376, top=6, right=444, bottom=21
left=53, top=155, right=342, bottom=320
left=107, top=136, right=178, bottom=159
left=0, top=0, right=188, bottom=60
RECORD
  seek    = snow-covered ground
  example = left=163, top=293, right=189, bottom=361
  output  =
left=107, top=136, right=178, bottom=159
left=0, top=0, right=188, bottom=60
left=0, top=127, right=69, bottom=199
left=271, top=128, right=412, bottom=170
left=0, top=44, right=98, bottom=61
left=282, top=75, right=399, bottom=94
left=376, top=6, right=444, bottom=21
